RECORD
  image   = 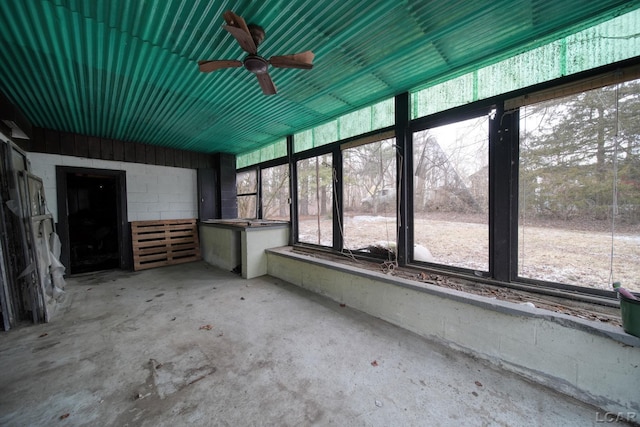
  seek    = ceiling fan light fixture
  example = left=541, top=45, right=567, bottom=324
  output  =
left=244, top=55, right=269, bottom=74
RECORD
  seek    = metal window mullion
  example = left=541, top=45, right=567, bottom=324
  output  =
left=333, top=147, right=343, bottom=252
left=395, top=92, right=410, bottom=266
left=287, top=135, right=298, bottom=246
left=489, top=103, right=518, bottom=281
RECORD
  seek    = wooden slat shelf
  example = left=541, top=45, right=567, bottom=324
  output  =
left=131, top=219, right=201, bottom=271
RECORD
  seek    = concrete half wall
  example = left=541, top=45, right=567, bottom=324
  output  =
left=267, top=247, right=640, bottom=417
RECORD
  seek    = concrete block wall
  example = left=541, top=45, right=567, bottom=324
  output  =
left=27, top=152, right=197, bottom=223
left=267, top=247, right=640, bottom=418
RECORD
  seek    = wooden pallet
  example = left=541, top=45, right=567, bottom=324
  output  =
left=132, top=219, right=201, bottom=271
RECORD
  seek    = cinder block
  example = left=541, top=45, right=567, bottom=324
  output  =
left=126, top=180, right=147, bottom=193
left=130, top=192, right=158, bottom=203
left=129, top=211, right=159, bottom=222
left=61, top=156, right=90, bottom=167
left=28, top=153, right=63, bottom=166
left=158, top=192, right=179, bottom=203
left=145, top=164, right=162, bottom=175
left=127, top=202, right=149, bottom=213
left=91, top=159, right=122, bottom=170
left=160, top=210, right=185, bottom=220
left=267, top=254, right=302, bottom=285
left=124, top=162, right=147, bottom=175
left=128, top=173, right=157, bottom=186
left=166, top=202, right=190, bottom=211
left=158, top=173, right=179, bottom=189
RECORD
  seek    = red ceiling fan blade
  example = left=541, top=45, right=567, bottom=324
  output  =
left=256, top=72, right=277, bottom=95
left=269, top=51, right=315, bottom=69
left=198, top=60, right=243, bottom=73
left=222, top=10, right=257, bottom=54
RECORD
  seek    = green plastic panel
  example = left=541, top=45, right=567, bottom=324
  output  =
left=293, top=98, right=394, bottom=153
left=236, top=138, right=287, bottom=169
left=412, top=8, right=640, bottom=119
left=0, top=1, right=638, bottom=155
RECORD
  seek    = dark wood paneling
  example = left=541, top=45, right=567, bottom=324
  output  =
left=101, top=138, right=114, bottom=160
left=164, top=148, right=174, bottom=167
left=191, top=152, right=201, bottom=169
left=124, top=142, right=136, bottom=162
left=31, top=127, right=46, bottom=152
left=155, top=147, right=165, bottom=166
left=45, top=129, right=60, bottom=153
left=135, top=143, right=146, bottom=164
left=174, top=150, right=182, bottom=168
left=216, top=153, right=237, bottom=219
left=145, top=144, right=155, bottom=165
left=60, top=133, right=75, bottom=156
left=27, top=127, right=210, bottom=170
left=112, top=139, right=124, bottom=161
left=88, top=136, right=101, bottom=158
left=74, top=134, right=89, bottom=158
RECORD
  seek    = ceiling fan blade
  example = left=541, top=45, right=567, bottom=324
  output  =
left=222, top=10, right=257, bottom=54
left=269, top=51, right=315, bottom=69
left=198, top=59, right=243, bottom=73
left=256, top=72, right=277, bottom=95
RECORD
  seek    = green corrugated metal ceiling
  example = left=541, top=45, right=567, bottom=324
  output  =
left=0, top=0, right=638, bottom=155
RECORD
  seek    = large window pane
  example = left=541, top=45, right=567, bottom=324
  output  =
left=261, top=164, right=290, bottom=221
left=237, top=170, right=257, bottom=219
left=519, top=79, right=640, bottom=292
left=297, top=154, right=333, bottom=246
left=413, top=116, right=489, bottom=270
left=342, top=138, right=397, bottom=252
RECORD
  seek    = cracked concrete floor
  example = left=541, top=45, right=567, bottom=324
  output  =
left=0, top=262, right=614, bottom=426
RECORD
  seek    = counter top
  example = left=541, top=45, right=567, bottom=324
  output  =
left=200, top=219, right=289, bottom=230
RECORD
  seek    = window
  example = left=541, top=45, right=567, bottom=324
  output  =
left=236, top=169, right=257, bottom=219
left=261, top=164, right=290, bottom=221
left=413, top=115, right=490, bottom=270
left=518, top=78, right=640, bottom=292
left=297, top=154, right=333, bottom=246
left=342, top=138, right=397, bottom=253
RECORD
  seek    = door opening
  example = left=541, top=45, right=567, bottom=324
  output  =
left=67, top=173, right=119, bottom=274
left=56, top=167, right=130, bottom=275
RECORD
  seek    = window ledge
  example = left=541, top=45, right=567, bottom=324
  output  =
left=268, top=246, right=640, bottom=348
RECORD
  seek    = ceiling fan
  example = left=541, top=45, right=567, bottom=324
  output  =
left=198, top=10, right=315, bottom=95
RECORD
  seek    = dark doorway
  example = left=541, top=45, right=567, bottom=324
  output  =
left=67, top=174, right=119, bottom=273
left=56, top=167, right=131, bottom=275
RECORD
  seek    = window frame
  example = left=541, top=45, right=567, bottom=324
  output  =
left=237, top=157, right=290, bottom=220
left=235, top=168, right=259, bottom=219
left=235, top=58, right=640, bottom=302
left=409, top=108, right=494, bottom=275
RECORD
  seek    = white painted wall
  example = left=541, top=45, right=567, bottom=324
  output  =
left=26, top=153, right=197, bottom=223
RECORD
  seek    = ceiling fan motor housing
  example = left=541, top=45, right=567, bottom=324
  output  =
left=244, top=55, right=269, bottom=74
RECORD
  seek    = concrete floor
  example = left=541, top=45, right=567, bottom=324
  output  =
left=0, top=261, right=621, bottom=426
